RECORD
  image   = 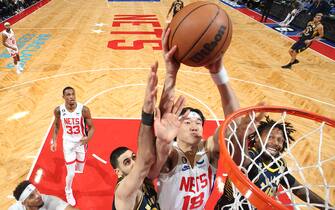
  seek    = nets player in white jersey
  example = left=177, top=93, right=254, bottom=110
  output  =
left=1, top=22, right=23, bottom=74
left=9, top=180, right=79, bottom=210
left=146, top=28, right=240, bottom=210
left=50, top=86, right=95, bottom=206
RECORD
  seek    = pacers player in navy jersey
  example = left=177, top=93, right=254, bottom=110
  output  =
left=167, top=0, right=184, bottom=19
left=110, top=62, right=189, bottom=210
left=50, top=87, right=95, bottom=206
left=282, top=13, right=324, bottom=69
left=215, top=116, right=330, bottom=209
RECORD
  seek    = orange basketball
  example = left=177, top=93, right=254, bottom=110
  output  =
left=169, top=1, right=233, bottom=67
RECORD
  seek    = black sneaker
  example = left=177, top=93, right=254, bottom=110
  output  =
left=281, top=63, right=292, bottom=69
left=291, top=59, right=299, bottom=65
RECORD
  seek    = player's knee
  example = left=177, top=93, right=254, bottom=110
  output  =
left=67, top=170, right=75, bottom=177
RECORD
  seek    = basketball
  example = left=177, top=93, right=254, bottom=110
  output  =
left=168, top=1, right=233, bottom=67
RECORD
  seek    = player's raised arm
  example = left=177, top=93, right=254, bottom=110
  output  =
left=114, top=62, right=158, bottom=209
left=205, top=57, right=240, bottom=118
left=50, top=107, right=61, bottom=152
left=159, top=28, right=180, bottom=115
left=204, top=56, right=240, bottom=165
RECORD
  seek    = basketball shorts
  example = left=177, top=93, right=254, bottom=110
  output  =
left=63, top=140, right=87, bottom=164
left=291, top=39, right=310, bottom=53
left=6, top=46, right=18, bottom=57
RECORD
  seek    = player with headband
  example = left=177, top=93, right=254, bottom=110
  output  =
left=146, top=28, right=240, bottom=210
left=9, top=180, right=79, bottom=210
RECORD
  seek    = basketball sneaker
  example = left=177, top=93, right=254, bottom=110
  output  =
left=281, top=63, right=292, bottom=69
left=66, top=191, right=76, bottom=206
left=292, top=59, right=299, bottom=65
left=16, top=65, right=24, bottom=74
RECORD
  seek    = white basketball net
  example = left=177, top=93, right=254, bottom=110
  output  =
left=218, top=110, right=335, bottom=210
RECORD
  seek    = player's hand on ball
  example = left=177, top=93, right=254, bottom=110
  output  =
left=162, top=28, right=180, bottom=75
left=205, top=56, right=223, bottom=74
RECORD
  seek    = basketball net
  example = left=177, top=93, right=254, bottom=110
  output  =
left=216, top=106, right=335, bottom=210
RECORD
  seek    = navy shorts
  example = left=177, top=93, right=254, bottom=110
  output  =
left=291, top=39, right=310, bottom=53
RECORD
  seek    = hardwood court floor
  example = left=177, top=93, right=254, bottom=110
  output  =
left=0, top=0, right=334, bottom=208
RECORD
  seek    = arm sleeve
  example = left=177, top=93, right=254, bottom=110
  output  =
left=43, top=195, right=69, bottom=210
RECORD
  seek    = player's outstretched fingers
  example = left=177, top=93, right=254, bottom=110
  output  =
left=154, top=107, right=161, bottom=122
left=165, top=99, right=174, bottom=114
left=162, top=28, right=171, bottom=52
left=172, top=95, right=185, bottom=115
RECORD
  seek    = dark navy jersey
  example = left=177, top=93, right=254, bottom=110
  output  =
left=215, top=148, right=296, bottom=209
left=173, top=1, right=184, bottom=16
left=112, top=178, right=160, bottom=210
left=301, top=22, right=320, bottom=41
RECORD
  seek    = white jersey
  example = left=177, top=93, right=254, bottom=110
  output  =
left=3, top=29, right=17, bottom=48
left=60, top=102, right=86, bottom=143
left=8, top=194, right=68, bottom=210
left=2, top=29, right=18, bottom=56
left=158, top=142, right=216, bottom=210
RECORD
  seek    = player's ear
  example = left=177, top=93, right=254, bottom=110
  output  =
left=114, top=168, right=122, bottom=178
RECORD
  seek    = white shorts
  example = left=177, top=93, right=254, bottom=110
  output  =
left=62, top=140, right=87, bottom=164
left=6, top=46, right=18, bottom=57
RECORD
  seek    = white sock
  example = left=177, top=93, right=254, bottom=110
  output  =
left=287, top=15, right=296, bottom=25
left=65, top=163, right=76, bottom=193
left=283, top=14, right=291, bottom=25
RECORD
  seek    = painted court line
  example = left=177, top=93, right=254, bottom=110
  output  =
left=0, top=67, right=149, bottom=91
left=1, top=67, right=334, bottom=109
left=15, top=27, right=75, bottom=30
left=26, top=121, right=53, bottom=179
left=92, top=154, right=107, bottom=164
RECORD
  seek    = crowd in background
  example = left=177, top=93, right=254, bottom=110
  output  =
left=1, top=0, right=40, bottom=22
left=236, top=0, right=335, bottom=17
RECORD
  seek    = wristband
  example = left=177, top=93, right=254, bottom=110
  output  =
left=141, top=110, right=154, bottom=126
left=210, top=66, right=229, bottom=85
